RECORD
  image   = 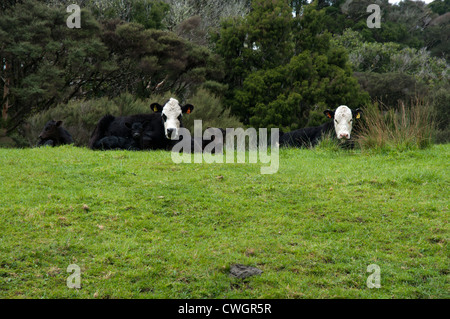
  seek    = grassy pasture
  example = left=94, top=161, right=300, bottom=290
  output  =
left=0, top=145, right=448, bottom=299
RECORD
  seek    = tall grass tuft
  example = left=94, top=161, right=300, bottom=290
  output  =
left=315, top=132, right=343, bottom=152
left=356, top=99, right=435, bottom=152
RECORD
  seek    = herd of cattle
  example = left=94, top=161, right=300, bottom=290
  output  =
left=37, top=97, right=362, bottom=151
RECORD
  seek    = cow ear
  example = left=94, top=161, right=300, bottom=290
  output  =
left=150, top=103, right=163, bottom=113
left=353, top=108, right=362, bottom=119
left=56, top=121, right=63, bottom=127
left=182, top=104, right=194, bottom=114
left=324, top=110, right=334, bottom=119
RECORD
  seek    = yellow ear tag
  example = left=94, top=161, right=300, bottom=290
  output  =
left=154, top=107, right=158, bottom=112
left=356, top=113, right=361, bottom=119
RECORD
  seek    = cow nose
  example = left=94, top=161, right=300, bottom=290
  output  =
left=167, top=128, right=176, bottom=139
left=133, top=133, right=140, bottom=139
left=339, top=133, right=349, bottom=139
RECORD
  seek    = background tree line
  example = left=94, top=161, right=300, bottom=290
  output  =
left=1, top=0, right=449, bottom=146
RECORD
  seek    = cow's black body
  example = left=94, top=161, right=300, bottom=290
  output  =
left=279, top=122, right=334, bottom=148
left=89, top=113, right=179, bottom=151
left=94, top=122, right=145, bottom=150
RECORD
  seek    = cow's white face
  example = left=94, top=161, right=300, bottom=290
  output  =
left=333, top=105, right=353, bottom=140
left=324, top=105, right=362, bottom=140
left=161, top=98, right=183, bottom=140
left=151, top=98, right=194, bottom=140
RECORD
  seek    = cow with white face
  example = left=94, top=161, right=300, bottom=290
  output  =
left=88, top=98, right=194, bottom=151
left=279, top=105, right=363, bottom=148
left=324, top=105, right=362, bottom=140
left=150, top=98, right=194, bottom=140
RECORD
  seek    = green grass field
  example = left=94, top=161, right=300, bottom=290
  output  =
left=0, top=145, right=448, bottom=299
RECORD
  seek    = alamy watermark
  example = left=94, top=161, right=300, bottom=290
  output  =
left=367, top=264, right=381, bottom=288
left=171, top=121, right=279, bottom=175
left=367, top=4, right=381, bottom=29
left=66, top=4, right=81, bottom=29
left=67, top=264, right=81, bottom=289
left=65, top=3, right=380, bottom=30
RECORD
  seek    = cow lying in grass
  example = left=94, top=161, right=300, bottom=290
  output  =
left=94, top=120, right=146, bottom=150
left=37, top=120, right=74, bottom=147
left=279, top=105, right=362, bottom=148
left=89, top=98, right=194, bottom=151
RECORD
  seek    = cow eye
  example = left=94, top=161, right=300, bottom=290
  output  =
left=335, top=120, right=339, bottom=124
left=177, top=114, right=182, bottom=121
left=162, top=114, right=167, bottom=121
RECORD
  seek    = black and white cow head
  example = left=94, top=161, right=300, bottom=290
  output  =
left=324, top=105, right=362, bottom=140
left=150, top=98, right=194, bottom=140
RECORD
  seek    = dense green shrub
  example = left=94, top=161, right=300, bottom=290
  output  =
left=333, top=29, right=449, bottom=84
left=212, top=1, right=368, bottom=129
left=429, top=0, right=450, bottom=16
left=354, top=72, right=428, bottom=109
left=181, top=88, right=242, bottom=132
left=234, top=50, right=369, bottom=130
left=0, top=0, right=112, bottom=133
left=45, top=0, right=170, bottom=30
left=0, top=129, right=16, bottom=148
left=1, top=0, right=225, bottom=135
left=427, top=86, right=450, bottom=143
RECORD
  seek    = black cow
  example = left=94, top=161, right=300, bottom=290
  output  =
left=94, top=121, right=146, bottom=150
left=88, top=98, right=194, bottom=151
left=279, top=105, right=362, bottom=148
left=37, top=120, right=74, bottom=147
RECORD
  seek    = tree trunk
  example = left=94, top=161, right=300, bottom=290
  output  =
left=2, top=61, right=11, bottom=131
